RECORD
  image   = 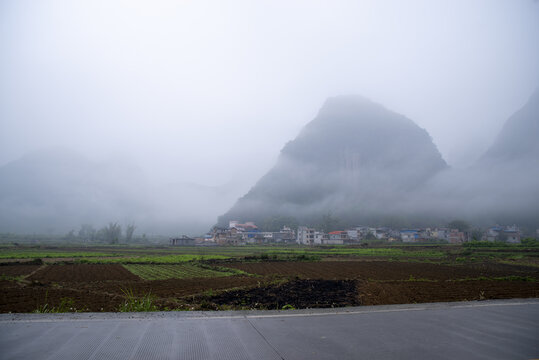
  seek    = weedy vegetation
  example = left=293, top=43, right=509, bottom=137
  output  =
left=34, top=294, right=80, bottom=313
left=118, top=288, right=158, bottom=312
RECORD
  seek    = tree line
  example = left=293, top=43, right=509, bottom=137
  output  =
left=65, top=222, right=137, bottom=244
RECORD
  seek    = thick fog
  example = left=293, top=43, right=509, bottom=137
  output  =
left=1, top=1, right=538, bottom=235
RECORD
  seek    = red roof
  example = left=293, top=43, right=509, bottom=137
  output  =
left=328, top=231, right=346, bottom=234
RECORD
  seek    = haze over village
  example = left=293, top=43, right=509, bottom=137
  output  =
left=1, top=0, right=538, bottom=241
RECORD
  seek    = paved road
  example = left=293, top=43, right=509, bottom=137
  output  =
left=1, top=299, right=538, bottom=360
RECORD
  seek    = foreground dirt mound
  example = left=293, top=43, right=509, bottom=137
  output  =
left=206, top=279, right=360, bottom=310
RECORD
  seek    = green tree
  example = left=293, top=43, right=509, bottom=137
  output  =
left=316, top=211, right=341, bottom=233
left=101, top=222, right=122, bottom=244
left=470, top=229, right=483, bottom=241
left=125, top=223, right=136, bottom=242
left=64, top=230, right=76, bottom=242
left=261, top=216, right=299, bottom=232
left=78, top=224, right=96, bottom=242
left=448, top=220, right=471, bottom=232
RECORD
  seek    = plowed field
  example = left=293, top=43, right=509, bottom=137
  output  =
left=73, top=276, right=261, bottom=299
left=357, top=280, right=539, bottom=305
left=0, top=280, right=121, bottom=312
left=0, top=274, right=260, bottom=312
left=224, top=261, right=538, bottom=281
left=0, top=265, right=42, bottom=277
left=1, top=260, right=537, bottom=312
left=28, top=264, right=141, bottom=282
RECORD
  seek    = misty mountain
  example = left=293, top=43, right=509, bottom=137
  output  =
left=0, top=148, right=151, bottom=234
left=220, top=90, right=539, bottom=231
left=3, top=89, right=537, bottom=236
left=469, top=88, right=539, bottom=228
left=481, top=88, right=539, bottom=162
left=219, top=96, right=448, bottom=228
left=0, top=148, right=243, bottom=235
left=411, top=88, right=539, bottom=230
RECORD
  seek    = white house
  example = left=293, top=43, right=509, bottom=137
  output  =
left=297, top=226, right=315, bottom=245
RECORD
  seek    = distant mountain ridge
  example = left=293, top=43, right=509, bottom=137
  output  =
left=481, top=88, right=539, bottom=162
left=219, top=95, right=448, bottom=227
left=0, top=147, right=150, bottom=233
left=220, top=90, right=539, bottom=230
left=468, top=87, right=539, bottom=229
left=2, top=89, right=537, bottom=235
left=0, top=148, right=243, bottom=235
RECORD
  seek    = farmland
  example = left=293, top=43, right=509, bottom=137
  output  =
left=123, top=264, right=241, bottom=280
left=0, top=243, right=537, bottom=312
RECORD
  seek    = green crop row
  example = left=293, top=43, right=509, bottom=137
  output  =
left=123, top=264, right=237, bottom=280
left=0, top=251, right=118, bottom=259
left=450, top=276, right=537, bottom=282
left=261, top=248, right=445, bottom=258
left=77, top=254, right=230, bottom=264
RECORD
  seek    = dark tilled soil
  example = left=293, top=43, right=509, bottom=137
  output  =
left=28, top=264, right=141, bottom=282
left=72, top=276, right=263, bottom=298
left=205, top=279, right=360, bottom=310
left=0, top=265, right=42, bottom=277
left=0, top=276, right=262, bottom=312
left=225, top=261, right=539, bottom=281
left=357, top=280, right=539, bottom=305
left=1, top=261, right=538, bottom=313
left=0, top=280, right=123, bottom=312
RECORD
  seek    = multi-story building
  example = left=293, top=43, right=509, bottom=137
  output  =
left=272, top=228, right=296, bottom=243
left=297, top=226, right=315, bottom=245
left=448, top=229, right=465, bottom=244
left=346, top=229, right=359, bottom=241
left=487, top=225, right=521, bottom=243
left=314, top=231, right=329, bottom=245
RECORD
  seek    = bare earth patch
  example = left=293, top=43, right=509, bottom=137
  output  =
left=1, top=261, right=537, bottom=312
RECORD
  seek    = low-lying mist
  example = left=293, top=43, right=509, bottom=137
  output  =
left=0, top=147, right=248, bottom=236
left=0, top=91, right=539, bottom=235
left=1, top=92, right=538, bottom=237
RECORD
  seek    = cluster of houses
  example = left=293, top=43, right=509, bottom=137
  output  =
left=485, top=225, right=522, bottom=243
left=203, top=221, right=296, bottom=246
left=171, top=221, right=528, bottom=246
left=296, top=226, right=470, bottom=245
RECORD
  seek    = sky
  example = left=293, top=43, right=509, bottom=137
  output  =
left=1, top=0, right=539, bottom=190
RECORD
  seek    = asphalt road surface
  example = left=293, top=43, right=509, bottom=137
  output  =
left=1, top=299, right=538, bottom=360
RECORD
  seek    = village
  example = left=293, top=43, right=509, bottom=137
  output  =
left=170, top=220, right=529, bottom=246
